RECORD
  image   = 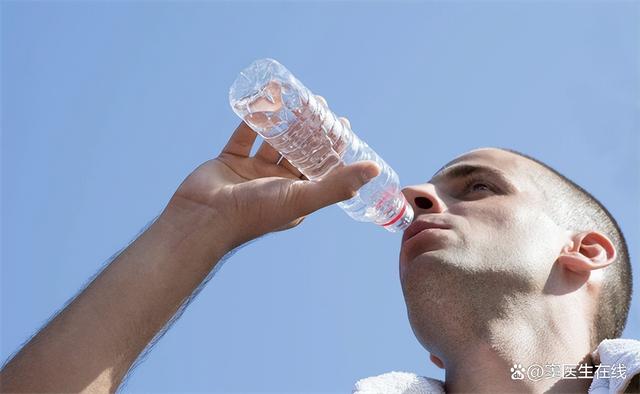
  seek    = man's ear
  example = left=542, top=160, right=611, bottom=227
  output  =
left=558, top=231, right=616, bottom=274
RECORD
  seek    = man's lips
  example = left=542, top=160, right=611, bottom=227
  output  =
left=402, top=219, right=452, bottom=244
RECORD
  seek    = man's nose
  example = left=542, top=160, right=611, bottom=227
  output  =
left=402, top=183, right=446, bottom=214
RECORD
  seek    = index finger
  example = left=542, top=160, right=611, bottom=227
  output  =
left=221, top=121, right=258, bottom=157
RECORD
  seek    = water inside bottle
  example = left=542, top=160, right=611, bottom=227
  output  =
left=229, top=58, right=414, bottom=232
left=233, top=80, right=345, bottom=179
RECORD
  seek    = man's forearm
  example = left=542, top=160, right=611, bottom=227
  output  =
left=1, top=120, right=371, bottom=392
left=1, top=198, right=231, bottom=392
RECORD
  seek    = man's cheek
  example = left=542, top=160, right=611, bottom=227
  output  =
left=465, top=211, right=515, bottom=246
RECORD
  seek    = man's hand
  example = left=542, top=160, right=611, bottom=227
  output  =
left=170, top=119, right=380, bottom=249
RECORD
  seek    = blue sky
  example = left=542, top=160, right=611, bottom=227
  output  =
left=2, top=1, right=638, bottom=392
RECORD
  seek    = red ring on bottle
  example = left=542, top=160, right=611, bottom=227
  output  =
left=381, top=199, right=407, bottom=227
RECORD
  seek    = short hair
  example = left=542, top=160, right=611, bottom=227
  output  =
left=502, top=149, right=632, bottom=347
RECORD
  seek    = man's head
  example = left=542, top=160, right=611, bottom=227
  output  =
left=399, top=148, right=631, bottom=365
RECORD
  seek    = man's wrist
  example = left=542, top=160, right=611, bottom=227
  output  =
left=157, top=195, right=237, bottom=264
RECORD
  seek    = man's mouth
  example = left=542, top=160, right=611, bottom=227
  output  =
left=402, top=219, right=452, bottom=244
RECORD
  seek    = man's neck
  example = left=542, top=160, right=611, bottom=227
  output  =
left=443, top=343, right=593, bottom=393
left=441, top=295, right=594, bottom=393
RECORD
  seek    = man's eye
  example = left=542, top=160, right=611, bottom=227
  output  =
left=471, top=183, right=490, bottom=192
left=462, top=179, right=495, bottom=195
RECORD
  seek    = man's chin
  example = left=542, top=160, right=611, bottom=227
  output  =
left=399, top=248, right=451, bottom=282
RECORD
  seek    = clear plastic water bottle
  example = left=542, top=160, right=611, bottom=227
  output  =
left=229, top=58, right=413, bottom=232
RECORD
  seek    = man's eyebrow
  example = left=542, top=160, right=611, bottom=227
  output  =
left=430, top=164, right=517, bottom=192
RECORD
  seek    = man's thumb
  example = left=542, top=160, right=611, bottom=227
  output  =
left=294, top=161, right=381, bottom=216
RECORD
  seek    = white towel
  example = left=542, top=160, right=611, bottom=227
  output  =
left=353, top=339, right=640, bottom=394
left=589, top=338, right=640, bottom=394
left=353, top=371, right=444, bottom=394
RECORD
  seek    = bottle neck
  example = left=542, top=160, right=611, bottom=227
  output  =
left=382, top=197, right=414, bottom=232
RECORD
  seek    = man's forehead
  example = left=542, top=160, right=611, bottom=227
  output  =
left=432, top=148, right=536, bottom=181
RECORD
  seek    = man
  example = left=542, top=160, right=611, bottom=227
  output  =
left=0, top=118, right=635, bottom=393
